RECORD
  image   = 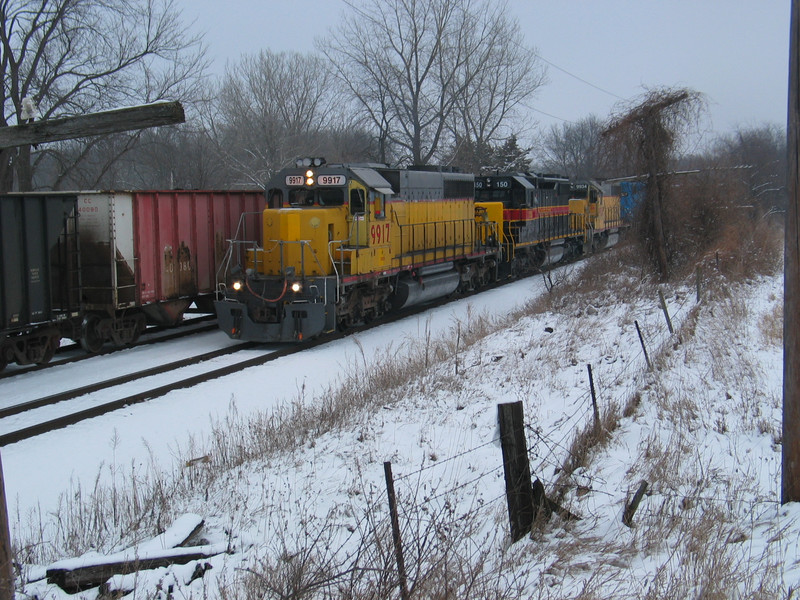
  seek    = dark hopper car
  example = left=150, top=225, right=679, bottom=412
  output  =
left=0, top=190, right=264, bottom=370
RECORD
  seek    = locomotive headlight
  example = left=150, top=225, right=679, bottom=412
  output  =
left=291, top=281, right=302, bottom=293
left=232, top=280, right=243, bottom=292
left=305, top=169, right=315, bottom=186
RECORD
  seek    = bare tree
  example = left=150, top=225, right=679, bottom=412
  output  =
left=446, top=1, right=545, bottom=170
left=712, top=124, right=787, bottom=214
left=45, top=125, right=226, bottom=190
left=538, top=114, right=608, bottom=179
left=205, top=50, right=345, bottom=187
left=322, top=0, right=542, bottom=166
left=603, top=87, right=705, bottom=280
left=0, top=0, right=207, bottom=191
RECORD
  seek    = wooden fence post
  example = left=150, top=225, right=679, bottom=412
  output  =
left=784, top=0, right=800, bottom=504
left=622, top=480, right=649, bottom=527
left=658, top=289, right=674, bottom=334
left=587, top=364, right=600, bottom=435
left=383, top=461, right=410, bottom=600
left=634, top=320, right=652, bottom=370
left=497, top=402, right=534, bottom=542
left=0, top=451, right=14, bottom=599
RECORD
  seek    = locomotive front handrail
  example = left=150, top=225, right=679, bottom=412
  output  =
left=328, top=238, right=351, bottom=303
left=261, top=239, right=327, bottom=280
left=216, top=211, right=265, bottom=298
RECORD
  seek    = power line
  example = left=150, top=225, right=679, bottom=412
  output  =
left=530, top=106, right=575, bottom=124
left=536, top=54, right=626, bottom=101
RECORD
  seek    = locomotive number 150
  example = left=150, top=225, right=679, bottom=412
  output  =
left=370, top=223, right=390, bottom=245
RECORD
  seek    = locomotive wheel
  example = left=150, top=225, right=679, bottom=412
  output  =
left=337, top=315, right=352, bottom=332
left=80, top=314, right=105, bottom=354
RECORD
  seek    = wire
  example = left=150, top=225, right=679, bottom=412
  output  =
left=394, top=437, right=500, bottom=482
left=536, top=54, right=626, bottom=101
left=530, top=106, right=576, bottom=124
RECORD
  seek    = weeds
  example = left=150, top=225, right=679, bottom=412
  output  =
left=14, top=229, right=789, bottom=598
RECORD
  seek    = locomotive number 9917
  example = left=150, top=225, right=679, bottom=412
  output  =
left=318, top=175, right=345, bottom=186
left=370, top=223, right=390, bottom=245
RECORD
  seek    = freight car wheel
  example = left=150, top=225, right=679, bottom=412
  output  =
left=80, top=315, right=105, bottom=354
left=129, top=318, right=144, bottom=344
left=37, top=336, right=58, bottom=365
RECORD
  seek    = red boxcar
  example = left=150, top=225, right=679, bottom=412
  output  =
left=77, top=190, right=265, bottom=351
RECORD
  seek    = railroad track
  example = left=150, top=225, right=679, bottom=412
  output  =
left=0, top=315, right=219, bottom=380
left=0, top=265, right=573, bottom=446
left=0, top=335, right=330, bottom=446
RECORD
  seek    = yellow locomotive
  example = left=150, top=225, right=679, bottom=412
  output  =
left=473, top=174, right=622, bottom=270
left=214, top=159, right=622, bottom=342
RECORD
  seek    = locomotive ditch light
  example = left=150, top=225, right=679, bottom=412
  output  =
left=291, top=281, right=302, bottom=293
left=232, top=280, right=243, bottom=292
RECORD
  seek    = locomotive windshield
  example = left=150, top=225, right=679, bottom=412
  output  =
left=571, top=182, right=601, bottom=203
left=475, top=177, right=528, bottom=207
left=288, top=188, right=345, bottom=207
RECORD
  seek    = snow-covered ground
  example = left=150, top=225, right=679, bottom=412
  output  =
left=9, top=258, right=794, bottom=598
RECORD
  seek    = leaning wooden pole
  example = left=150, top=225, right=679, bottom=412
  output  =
left=383, top=462, right=409, bottom=600
left=784, top=0, right=800, bottom=505
left=0, top=451, right=14, bottom=598
left=0, top=101, right=185, bottom=149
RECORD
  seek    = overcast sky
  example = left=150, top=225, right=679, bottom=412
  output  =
left=179, top=0, right=789, bottom=145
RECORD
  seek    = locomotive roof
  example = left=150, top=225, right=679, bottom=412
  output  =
left=349, top=167, right=394, bottom=196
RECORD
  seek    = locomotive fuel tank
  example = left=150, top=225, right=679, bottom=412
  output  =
left=391, top=264, right=461, bottom=310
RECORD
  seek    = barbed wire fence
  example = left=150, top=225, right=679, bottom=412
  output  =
left=365, top=267, right=783, bottom=595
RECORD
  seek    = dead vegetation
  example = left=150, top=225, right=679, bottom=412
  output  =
left=14, top=211, right=787, bottom=597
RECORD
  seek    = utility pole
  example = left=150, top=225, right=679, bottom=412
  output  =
left=783, top=0, right=800, bottom=504
left=0, top=101, right=185, bottom=149
left=0, top=100, right=187, bottom=592
left=0, top=101, right=185, bottom=193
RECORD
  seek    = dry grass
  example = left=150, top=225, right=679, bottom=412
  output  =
left=760, top=297, right=784, bottom=346
left=13, top=304, right=514, bottom=569
left=14, top=222, right=787, bottom=598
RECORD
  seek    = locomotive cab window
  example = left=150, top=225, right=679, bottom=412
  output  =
left=511, top=188, right=527, bottom=208
left=350, top=188, right=365, bottom=215
left=289, top=189, right=315, bottom=206
left=319, top=189, right=344, bottom=206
